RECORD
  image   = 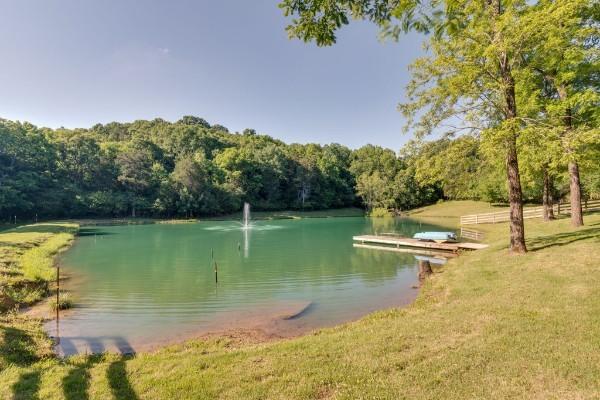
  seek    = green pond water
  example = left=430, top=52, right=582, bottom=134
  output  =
left=49, top=217, right=453, bottom=355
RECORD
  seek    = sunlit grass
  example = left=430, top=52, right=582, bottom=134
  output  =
left=0, top=223, right=77, bottom=310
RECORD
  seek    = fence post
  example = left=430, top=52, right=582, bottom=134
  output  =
left=475, top=215, right=478, bottom=224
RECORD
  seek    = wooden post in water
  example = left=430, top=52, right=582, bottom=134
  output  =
left=56, top=266, right=60, bottom=344
left=214, top=261, right=218, bottom=284
left=418, top=260, right=432, bottom=284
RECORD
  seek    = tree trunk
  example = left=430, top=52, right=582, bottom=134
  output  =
left=418, top=260, right=432, bottom=284
left=506, top=137, right=527, bottom=253
left=568, top=160, right=583, bottom=227
left=500, top=58, right=526, bottom=252
left=557, top=85, right=583, bottom=227
left=542, top=167, right=555, bottom=221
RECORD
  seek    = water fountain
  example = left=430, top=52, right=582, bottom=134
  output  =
left=242, top=202, right=251, bottom=229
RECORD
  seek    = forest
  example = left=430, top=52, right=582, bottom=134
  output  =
left=1, top=114, right=598, bottom=220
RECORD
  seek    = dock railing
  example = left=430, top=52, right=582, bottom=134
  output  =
left=460, top=199, right=600, bottom=225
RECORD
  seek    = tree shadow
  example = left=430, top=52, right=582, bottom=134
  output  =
left=62, top=355, right=103, bottom=400
left=0, top=326, right=39, bottom=366
left=528, top=226, right=600, bottom=252
left=0, top=326, right=42, bottom=400
left=107, top=356, right=139, bottom=400
left=11, top=371, right=41, bottom=400
left=60, top=337, right=139, bottom=400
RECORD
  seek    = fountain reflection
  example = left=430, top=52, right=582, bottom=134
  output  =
left=243, top=226, right=249, bottom=258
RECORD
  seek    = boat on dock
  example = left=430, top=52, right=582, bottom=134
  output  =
left=413, top=231, right=457, bottom=243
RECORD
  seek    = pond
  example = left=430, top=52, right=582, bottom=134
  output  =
left=49, top=216, right=453, bottom=355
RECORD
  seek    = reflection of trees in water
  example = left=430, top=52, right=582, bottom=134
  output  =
left=369, top=217, right=454, bottom=238
left=369, top=217, right=398, bottom=235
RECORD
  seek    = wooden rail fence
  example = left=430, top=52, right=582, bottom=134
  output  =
left=460, top=199, right=600, bottom=225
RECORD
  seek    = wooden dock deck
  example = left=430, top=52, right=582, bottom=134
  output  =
left=352, top=235, right=489, bottom=253
left=353, top=243, right=459, bottom=258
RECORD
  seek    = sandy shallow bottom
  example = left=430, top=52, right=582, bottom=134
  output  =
left=37, top=288, right=418, bottom=356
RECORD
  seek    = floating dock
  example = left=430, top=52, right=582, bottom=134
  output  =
left=353, top=243, right=459, bottom=258
left=352, top=235, right=488, bottom=253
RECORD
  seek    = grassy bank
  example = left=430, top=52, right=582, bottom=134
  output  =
left=0, top=223, right=78, bottom=311
left=2, top=205, right=600, bottom=399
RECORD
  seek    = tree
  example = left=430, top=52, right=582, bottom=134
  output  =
left=355, top=172, right=388, bottom=212
left=525, top=0, right=599, bottom=226
left=116, top=143, right=159, bottom=217
left=280, top=0, right=537, bottom=253
left=178, top=115, right=211, bottom=128
left=411, top=137, right=482, bottom=200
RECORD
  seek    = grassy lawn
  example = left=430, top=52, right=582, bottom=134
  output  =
left=408, top=200, right=504, bottom=219
left=2, top=204, right=600, bottom=399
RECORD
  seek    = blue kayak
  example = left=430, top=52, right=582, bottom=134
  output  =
left=413, top=231, right=457, bottom=243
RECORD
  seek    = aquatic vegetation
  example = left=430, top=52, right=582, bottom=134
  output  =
left=49, top=292, right=73, bottom=311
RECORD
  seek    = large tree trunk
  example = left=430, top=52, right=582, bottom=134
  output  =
left=506, top=137, right=527, bottom=253
left=568, top=160, right=583, bottom=226
left=501, top=58, right=527, bottom=253
left=557, top=85, right=584, bottom=227
left=542, top=167, right=555, bottom=222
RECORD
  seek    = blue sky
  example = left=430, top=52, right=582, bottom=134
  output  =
left=0, top=0, right=424, bottom=149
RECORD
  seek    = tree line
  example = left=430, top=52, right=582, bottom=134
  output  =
left=279, top=0, right=599, bottom=253
left=1, top=116, right=598, bottom=222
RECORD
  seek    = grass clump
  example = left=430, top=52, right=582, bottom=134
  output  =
left=48, top=292, right=73, bottom=311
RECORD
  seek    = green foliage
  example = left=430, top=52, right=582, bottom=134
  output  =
left=368, top=207, right=392, bottom=217
left=2, top=116, right=453, bottom=218
left=355, top=172, right=389, bottom=211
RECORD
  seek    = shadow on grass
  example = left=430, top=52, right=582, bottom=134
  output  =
left=107, top=356, right=139, bottom=400
left=12, top=370, right=41, bottom=400
left=0, top=326, right=42, bottom=400
left=60, top=336, right=138, bottom=400
left=63, top=355, right=103, bottom=400
left=62, top=354, right=139, bottom=400
left=0, top=326, right=39, bottom=366
left=528, top=226, right=600, bottom=252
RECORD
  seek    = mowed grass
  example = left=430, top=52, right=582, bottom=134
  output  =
left=2, top=205, right=600, bottom=399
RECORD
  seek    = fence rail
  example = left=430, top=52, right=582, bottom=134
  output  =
left=460, top=227, right=485, bottom=241
left=460, top=199, right=600, bottom=225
